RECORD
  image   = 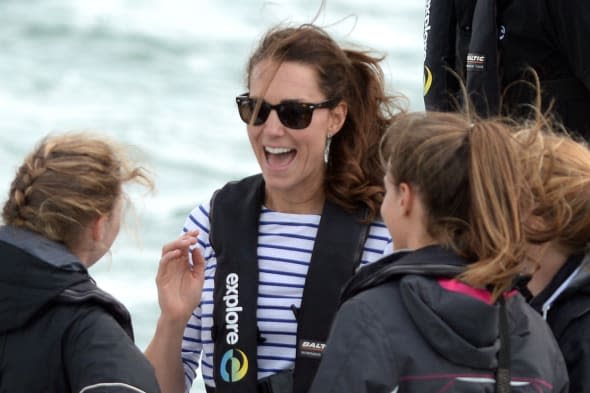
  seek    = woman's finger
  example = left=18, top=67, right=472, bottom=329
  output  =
left=161, top=232, right=198, bottom=255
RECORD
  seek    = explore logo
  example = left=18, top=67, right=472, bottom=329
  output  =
left=224, top=273, right=242, bottom=345
left=220, top=348, right=249, bottom=382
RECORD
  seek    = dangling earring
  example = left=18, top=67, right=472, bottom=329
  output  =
left=324, top=133, right=333, bottom=164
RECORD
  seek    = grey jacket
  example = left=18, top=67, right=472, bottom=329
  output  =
left=310, top=246, right=569, bottom=393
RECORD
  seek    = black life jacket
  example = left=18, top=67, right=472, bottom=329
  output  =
left=209, top=174, right=370, bottom=393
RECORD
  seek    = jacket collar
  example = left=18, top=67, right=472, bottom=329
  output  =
left=0, top=225, right=85, bottom=272
left=341, top=245, right=468, bottom=303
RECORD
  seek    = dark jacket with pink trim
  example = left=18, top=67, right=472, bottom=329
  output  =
left=309, top=245, right=569, bottom=393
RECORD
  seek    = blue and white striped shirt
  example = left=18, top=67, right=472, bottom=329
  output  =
left=180, top=201, right=393, bottom=392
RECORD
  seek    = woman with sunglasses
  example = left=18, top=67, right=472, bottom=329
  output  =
left=308, top=111, right=569, bottom=393
left=0, top=132, right=161, bottom=393
left=145, top=23, right=400, bottom=393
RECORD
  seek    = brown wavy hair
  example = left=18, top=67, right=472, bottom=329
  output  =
left=380, top=111, right=538, bottom=301
left=521, top=131, right=590, bottom=255
left=2, top=132, right=153, bottom=251
left=245, top=23, right=403, bottom=221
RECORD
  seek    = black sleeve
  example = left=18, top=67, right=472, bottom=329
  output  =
left=308, top=296, right=399, bottom=393
left=63, top=306, right=161, bottom=393
left=547, top=1, right=590, bottom=90
left=558, top=315, right=590, bottom=393
left=423, top=0, right=461, bottom=112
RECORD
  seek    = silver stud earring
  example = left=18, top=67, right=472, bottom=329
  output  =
left=324, top=133, right=333, bottom=164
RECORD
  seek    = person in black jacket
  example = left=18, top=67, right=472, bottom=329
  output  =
left=423, top=0, right=590, bottom=140
left=309, top=110, right=569, bottom=393
left=520, top=131, right=590, bottom=393
left=0, top=132, right=174, bottom=393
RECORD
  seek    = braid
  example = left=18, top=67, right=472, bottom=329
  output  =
left=2, top=132, right=153, bottom=247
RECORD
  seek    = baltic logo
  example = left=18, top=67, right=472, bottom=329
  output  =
left=219, top=273, right=249, bottom=383
left=298, top=339, right=326, bottom=359
left=466, top=53, right=486, bottom=72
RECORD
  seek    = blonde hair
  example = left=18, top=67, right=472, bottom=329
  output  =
left=2, top=132, right=153, bottom=250
left=380, top=111, right=538, bottom=301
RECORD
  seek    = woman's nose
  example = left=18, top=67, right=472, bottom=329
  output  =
left=261, top=108, right=286, bottom=134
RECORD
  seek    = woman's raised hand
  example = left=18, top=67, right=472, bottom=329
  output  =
left=155, top=230, right=205, bottom=324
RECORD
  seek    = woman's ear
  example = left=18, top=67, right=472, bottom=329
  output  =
left=398, top=182, right=414, bottom=216
left=91, top=215, right=107, bottom=242
left=328, top=101, right=348, bottom=136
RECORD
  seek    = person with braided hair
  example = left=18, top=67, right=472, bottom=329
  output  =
left=0, top=132, right=182, bottom=393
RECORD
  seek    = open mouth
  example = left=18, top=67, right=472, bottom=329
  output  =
left=264, top=146, right=296, bottom=169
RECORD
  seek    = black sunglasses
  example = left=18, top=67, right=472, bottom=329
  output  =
left=235, top=93, right=339, bottom=130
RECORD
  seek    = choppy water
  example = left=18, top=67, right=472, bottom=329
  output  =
left=0, top=1, right=424, bottom=391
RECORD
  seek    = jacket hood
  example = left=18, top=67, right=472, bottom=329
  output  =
left=400, top=274, right=533, bottom=369
left=543, top=252, right=590, bottom=337
left=369, top=246, right=529, bottom=370
left=562, top=253, right=590, bottom=297
left=0, top=226, right=89, bottom=333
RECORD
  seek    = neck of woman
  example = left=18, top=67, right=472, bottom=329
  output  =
left=264, top=188, right=325, bottom=215
left=527, top=242, right=569, bottom=296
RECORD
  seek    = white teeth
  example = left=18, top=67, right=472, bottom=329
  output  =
left=265, top=146, right=293, bottom=154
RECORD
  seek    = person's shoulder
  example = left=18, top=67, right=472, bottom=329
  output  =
left=183, top=199, right=212, bottom=229
left=202, top=174, right=263, bottom=219
left=551, top=298, right=590, bottom=345
left=212, top=174, right=263, bottom=200
left=507, top=294, right=564, bottom=351
left=342, top=273, right=405, bottom=317
left=546, top=267, right=590, bottom=339
left=63, top=305, right=152, bottom=370
left=367, top=219, right=390, bottom=238
left=189, top=200, right=211, bottom=216
left=368, top=217, right=388, bottom=229
left=65, top=302, right=131, bottom=338
left=507, top=296, right=570, bottom=389
left=334, top=279, right=408, bottom=350
left=64, top=306, right=161, bottom=393
left=364, top=218, right=393, bottom=256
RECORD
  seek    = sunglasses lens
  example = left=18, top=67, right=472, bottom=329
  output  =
left=237, top=98, right=270, bottom=125
left=237, top=100, right=252, bottom=124
left=238, top=98, right=256, bottom=124
left=254, top=102, right=270, bottom=125
left=278, top=103, right=312, bottom=129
